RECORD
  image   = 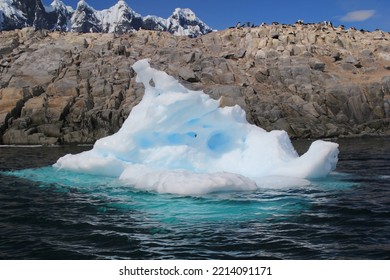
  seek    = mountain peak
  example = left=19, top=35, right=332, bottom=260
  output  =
left=97, top=0, right=142, bottom=33
left=71, top=0, right=101, bottom=32
left=0, top=0, right=213, bottom=37
left=167, top=7, right=213, bottom=38
left=46, top=0, right=74, bottom=13
left=76, top=0, right=92, bottom=9
left=172, top=8, right=197, bottom=20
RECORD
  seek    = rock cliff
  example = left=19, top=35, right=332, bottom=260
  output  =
left=0, top=24, right=389, bottom=145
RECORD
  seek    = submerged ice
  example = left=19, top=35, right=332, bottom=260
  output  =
left=54, top=59, right=339, bottom=195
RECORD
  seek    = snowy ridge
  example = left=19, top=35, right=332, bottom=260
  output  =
left=0, top=0, right=213, bottom=37
left=71, top=0, right=101, bottom=32
left=55, top=0, right=73, bottom=14
left=167, top=8, right=213, bottom=38
left=44, top=0, right=74, bottom=14
left=0, top=0, right=26, bottom=30
left=143, top=15, right=167, bottom=32
left=45, top=0, right=73, bottom=31
left=96, top=0, right=142, bottom=33
left=0, top=0, right=25, bottom=19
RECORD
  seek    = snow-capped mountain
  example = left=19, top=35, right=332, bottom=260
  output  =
left=167, top=8, right=213, bottom=38
left=0, top=0, right=46, bottom=30
left=96, top=0, right=142, bottom=33
left=142, top=15, right=166, bottom=32
left=0, top=0, right=213, bottom=37
left=71, top=0, right=101, bottom=33
left=45, top=0, right=73, bottom=31
left=0, top=0, right=26, bottom=30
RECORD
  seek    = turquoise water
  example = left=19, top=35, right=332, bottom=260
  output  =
left=0, top=138, right=389, bottom=259
left=5, top=164, right=357, bottom=224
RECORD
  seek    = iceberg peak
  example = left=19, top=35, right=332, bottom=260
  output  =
left=54, top=59, right=339, bottom=195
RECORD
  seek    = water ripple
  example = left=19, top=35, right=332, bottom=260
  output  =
left=1, top=138, right=389, bottom=259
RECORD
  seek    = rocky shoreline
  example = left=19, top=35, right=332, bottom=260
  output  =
left=1, top=24, right=389, bottom=145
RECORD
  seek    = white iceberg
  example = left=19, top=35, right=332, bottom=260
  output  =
left=54, top=59, right=339, bottom=195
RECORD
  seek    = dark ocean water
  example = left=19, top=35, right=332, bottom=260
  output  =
left=0, top=138, right=389, bottom=260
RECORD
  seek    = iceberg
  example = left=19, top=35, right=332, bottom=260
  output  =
left=54, top=59, right=339, bottom=195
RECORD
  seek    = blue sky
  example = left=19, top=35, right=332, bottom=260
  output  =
left=43, top=0, right=390, bottom=31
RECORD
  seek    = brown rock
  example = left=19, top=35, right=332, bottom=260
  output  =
left=1, top=26, right=390, bottom=144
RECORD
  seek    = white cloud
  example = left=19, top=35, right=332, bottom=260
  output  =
left=340, top=10, right=375, bottom=22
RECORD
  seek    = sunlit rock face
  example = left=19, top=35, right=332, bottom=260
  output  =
left=54, top=59, right=339, bottom=195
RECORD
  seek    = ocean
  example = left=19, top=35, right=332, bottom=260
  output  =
left=0, top=137, right=389, bottom=259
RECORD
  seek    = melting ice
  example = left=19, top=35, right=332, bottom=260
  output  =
left=54, top=59, right=339, bottom=195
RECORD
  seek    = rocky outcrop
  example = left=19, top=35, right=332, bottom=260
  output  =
left=0, top=24, right=389, bottom=144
